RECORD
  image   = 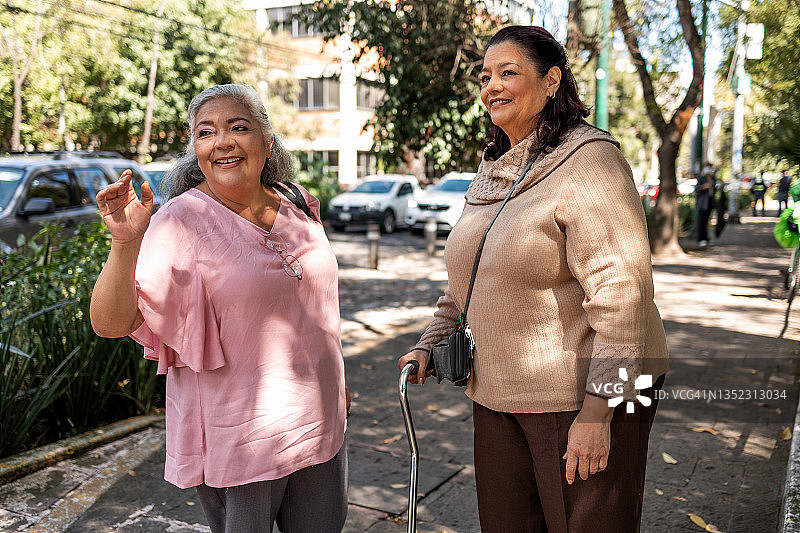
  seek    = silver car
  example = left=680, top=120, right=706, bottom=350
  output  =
left=405, top=172, right=475, bottom=235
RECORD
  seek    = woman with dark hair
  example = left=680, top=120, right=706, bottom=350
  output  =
left=90, top=84, right=349, bottom=533
left=399, top=26, right=669, bottom=532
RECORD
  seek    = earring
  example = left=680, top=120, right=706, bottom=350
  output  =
left=550, top=92, right=556, bottom=99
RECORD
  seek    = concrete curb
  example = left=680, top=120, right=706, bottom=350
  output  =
left=0, top=414, right=164, bottom=485
left=781, top=392, right=800, bottom=532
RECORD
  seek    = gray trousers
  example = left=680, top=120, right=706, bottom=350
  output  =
left=196, top=443, right=348, bottom=533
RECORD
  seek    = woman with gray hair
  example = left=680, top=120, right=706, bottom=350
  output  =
left=90, top=84, right=349, bottom=533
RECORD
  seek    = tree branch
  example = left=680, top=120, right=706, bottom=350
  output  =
left=612, top=0, right=667, bottom=137
left=669, top=0, right=704, bottom=134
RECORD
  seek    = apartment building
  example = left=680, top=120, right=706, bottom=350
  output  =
left=242, top=0, right=538, bottom=188
left=242, top=0, right=382, bottom=188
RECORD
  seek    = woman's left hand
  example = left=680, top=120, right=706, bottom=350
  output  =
left=563, top=395, right=614, bottom=484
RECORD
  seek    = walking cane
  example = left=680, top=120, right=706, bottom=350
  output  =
left=399, top=360, right=420, bottom=533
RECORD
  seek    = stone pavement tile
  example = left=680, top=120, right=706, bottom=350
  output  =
left=63, top=444, right=207, bottom=533
left=343, top=331, right=474, bottom=468
left=415, top=466, right=479, bottom=532
left=0, top=509, right=32, bottom=531
left=643, top=219, right=800, bottom=532
left=364, top=518, right=461, bottom=533
left=343, top=505, right=391, bottom=532
left=0, top=461, right=93, bottom=519
left=0, top=427, right=170, bottom=533
left=644, top=453, right=759, bottom=532
left=347, top=445, right=460, bottom=516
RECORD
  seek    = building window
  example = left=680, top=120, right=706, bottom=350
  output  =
left=357, top=151, right=377, bottom=178
left=356, top=82, right=384, bottom=111
left=296, top=78, right=340, bottom=110
left=296, top=151, right=340, bottom=177
left=265, top=6, right=320, bottom=38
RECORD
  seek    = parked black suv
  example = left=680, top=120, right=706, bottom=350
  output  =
left=0, top=151, right=149, bottom=252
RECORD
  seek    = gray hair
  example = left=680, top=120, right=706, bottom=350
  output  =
left=161, top=84, right=293, bottom=199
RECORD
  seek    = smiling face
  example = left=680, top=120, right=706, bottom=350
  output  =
left=193, top=96, right=272, bottom=193
left=480, top=41, right=561, bottom=147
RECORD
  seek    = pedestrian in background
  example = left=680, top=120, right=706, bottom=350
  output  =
left=695, top=162, right=716, bottom=246
left=90, top=84, right=349, bottom=533
left=715, top=178, right=728, bottom=238
left=752, top=173, right=768, bottom=216
left=778, top=169, right=792, bottom=216
left=399, top=25, right=669, bottom=533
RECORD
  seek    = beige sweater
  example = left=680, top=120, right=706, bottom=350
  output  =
left=415, top=124, right=669, bottom=413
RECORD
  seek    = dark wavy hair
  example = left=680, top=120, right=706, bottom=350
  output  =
left=483, top=26, right=590, bottom=161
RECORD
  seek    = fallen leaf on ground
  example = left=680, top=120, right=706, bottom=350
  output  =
left=127, top=470, right=136, bottom=476
left=706, top=524, right=723, bottom=532
left=390, top=483, right=407, bottom=489
left=427, top=405, right=439, bottom=411
left=673, top=496, right=687, bottom=502
left=186, top=501, right=195, bottom=506
left=688, top=513, right=708, bottom=529
left=655, top=488, right=664, bottom=496
left=782, top=427, right=793, bottom=441
left=690, top=427, right=719, bottom=435
left=382, top=434, right=403, bottom=444
left=662, top=452, right=678, bottom=464
left=360, top=363, right=375, bottom=370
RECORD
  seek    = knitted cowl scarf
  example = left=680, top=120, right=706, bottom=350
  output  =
left=466, top=123, right=620, bottom=205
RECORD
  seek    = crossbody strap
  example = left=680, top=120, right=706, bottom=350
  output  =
left=461, top=154, right=538, bottom=324
left=271, top=181, right=312, bottom=218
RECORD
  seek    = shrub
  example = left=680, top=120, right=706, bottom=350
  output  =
left=294, top=153, right=340, bottom=219
left=737, top=189, right=754, bottom=211
left=642, top=195, right=696, bottom=238
left=0, top=223, right=164, bottom=457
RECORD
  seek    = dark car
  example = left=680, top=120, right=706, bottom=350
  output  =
left=0, top=152, right=149, bottom=253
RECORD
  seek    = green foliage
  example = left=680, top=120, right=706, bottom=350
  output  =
left=738, top=189, right=753, bottom=211
left=0, top=327, right=78, bottom=458
left=294, top=153, right=340, bottom=219
left=677, top=194, right=695, bottom=236
left=643, top=193, right=695, bottom=237
left=305, top=0, right=499, bottom=171
left=0, top=0, right=291, bottom=157
left=0, top=223, right=164, bottom=457
left=718, top=0, right=800, bottom=169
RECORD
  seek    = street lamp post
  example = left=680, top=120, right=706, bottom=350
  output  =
left=727, top=0, right=748, bottom=222
left=723, top=0, right=762, bottom=223
left=694, top=0, right=709, bottom=174
left=595, top=0, right=610, bottom=131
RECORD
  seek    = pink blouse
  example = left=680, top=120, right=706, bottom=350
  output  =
left=130, top=186, right=346, bottom=489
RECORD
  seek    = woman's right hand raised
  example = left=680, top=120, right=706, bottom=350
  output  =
left=97, top=170, right=153, bottom=244
left=398, top=349, right=434, bottom=385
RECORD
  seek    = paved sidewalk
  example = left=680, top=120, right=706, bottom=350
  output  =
left=0, top=218, right=798, bottom=532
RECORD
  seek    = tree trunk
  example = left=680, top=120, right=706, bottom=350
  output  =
left=649, top=141, right=684, bottom=256
left=2, top=0, right=47, bottom=152
left=613, top=0, right=703, bottom=256
left=12, top=78, right=23, bottom=152
left=58, top=79, right=67, bottom=148
left=137, top=1, right=167, bottom=165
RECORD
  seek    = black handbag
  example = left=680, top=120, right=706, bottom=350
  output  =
left=429, top=154, right=538, bottom=386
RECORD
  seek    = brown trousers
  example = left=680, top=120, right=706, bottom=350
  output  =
left=473, top=375, right=664, bottom=533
